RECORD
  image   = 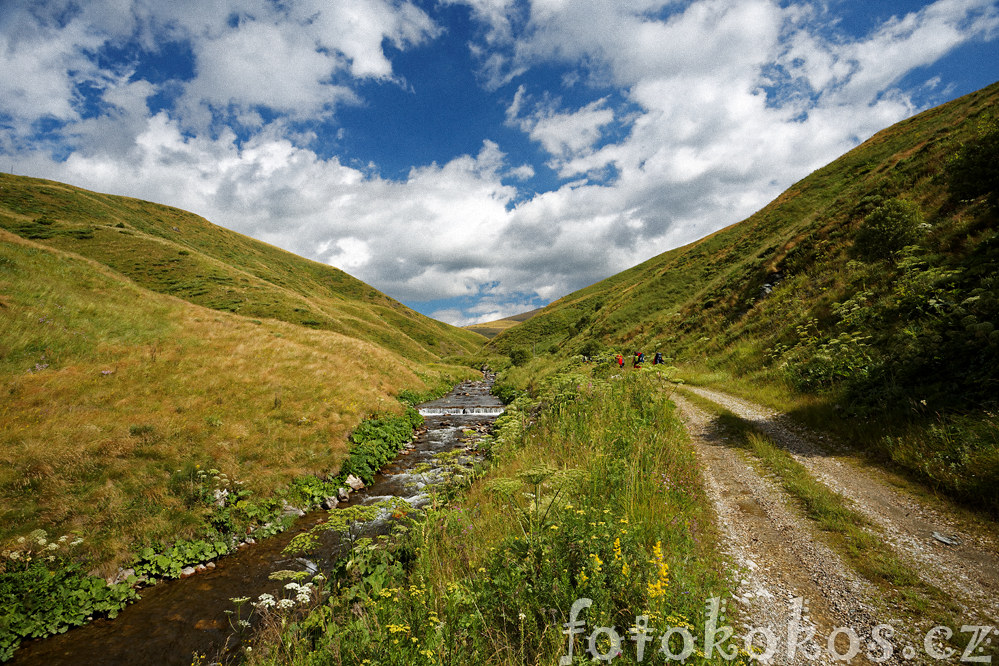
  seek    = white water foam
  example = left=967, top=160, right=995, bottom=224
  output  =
left=418, top=406, right=505, bottom=416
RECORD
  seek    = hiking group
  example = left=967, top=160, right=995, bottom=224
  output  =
left=615, top=351, right=664, bottom=369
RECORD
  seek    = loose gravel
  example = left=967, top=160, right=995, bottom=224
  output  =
left=674, top=393, right=913, bottom=665
left=682, top=385, right=999, bottom=626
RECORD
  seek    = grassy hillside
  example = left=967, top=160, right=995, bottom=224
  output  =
left=463, top=308, right=541, bottom=339
left=0, top=178, right=486, bottom=573
left=0, top=173, right=486, bottom=362
left=490, top=81, right=999, bottom=511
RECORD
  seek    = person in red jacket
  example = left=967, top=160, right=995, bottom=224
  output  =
left=616, top=353, right=624, bottom=368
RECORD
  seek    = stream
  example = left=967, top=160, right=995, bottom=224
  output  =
left=12, top=376, right=504, bottom=665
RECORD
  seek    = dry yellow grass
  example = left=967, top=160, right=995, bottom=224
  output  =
left=0, top=231, right=476, bottom=571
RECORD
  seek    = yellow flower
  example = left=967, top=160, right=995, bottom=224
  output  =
left=647, top=540, right=670, bottom=599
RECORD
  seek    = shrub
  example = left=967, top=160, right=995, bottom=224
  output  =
left=853, top=198, right=924, bottom=261
left=947, top=119, right=999, bottom=205
left=509, top=348, right=530, bottom=367
left=578, top=339, right=604, bottom=358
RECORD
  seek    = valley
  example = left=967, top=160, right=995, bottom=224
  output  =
left=1, top=80, right=997, bottom=664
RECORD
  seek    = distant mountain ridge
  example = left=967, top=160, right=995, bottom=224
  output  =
left=464, top=308, right=542, bottom=339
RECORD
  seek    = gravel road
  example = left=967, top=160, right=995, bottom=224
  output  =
left=682, top=385, right=999, bottom=627
left=671, top=387, right=999, bottom=665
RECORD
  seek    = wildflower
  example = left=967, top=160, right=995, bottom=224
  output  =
left=277, top=599, right=295, bottom=610
left=230, top=597, right=250, bottom=604
left=254, top=593, right=276, bottom=609
left=518, top=612, right=526, bottom=621
left=647, top=540, right=670, bottom=599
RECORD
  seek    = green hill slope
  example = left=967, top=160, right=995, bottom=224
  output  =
left=0, top=174, right=486, bottom=361
left=0, top=178, right=486, bottom=572
left=491, top=81, right=999, bottom=510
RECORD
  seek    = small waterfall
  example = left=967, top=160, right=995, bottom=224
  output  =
left=418, top=406, right=506, bottom=416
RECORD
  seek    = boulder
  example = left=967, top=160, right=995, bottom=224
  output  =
left=108, top=567, right=135, bottom=586
left=346, top=474, right=365, bottom=491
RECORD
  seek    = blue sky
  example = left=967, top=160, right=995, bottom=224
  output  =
left=2, top=0, right=997, bottom=325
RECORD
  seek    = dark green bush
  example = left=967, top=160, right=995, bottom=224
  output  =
left=947, top=119, right=999, bottom=205
left=853, top=199, right=924, bottom=261
left=509, top=348, right=530, bottom=366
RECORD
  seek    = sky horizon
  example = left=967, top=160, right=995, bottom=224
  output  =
left=2, top=0, right=997, bottom=325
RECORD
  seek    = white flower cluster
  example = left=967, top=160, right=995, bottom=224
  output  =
left=3, top=530, right=83, bottom=563
left=285, top=581, right=315, bottom=604
left=251, top=581, right=315, bottom=611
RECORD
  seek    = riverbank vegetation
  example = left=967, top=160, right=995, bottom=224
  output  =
left=0, top=216, right=480, bottom=659
left=0, top=377, right=436, bottom=660
left=241, top=367, right=752, bottom=665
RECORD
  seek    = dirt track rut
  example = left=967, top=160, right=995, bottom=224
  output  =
left=682, top=385, right=999, bottom=627
left=673, top=393, right=903, bottom=665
